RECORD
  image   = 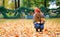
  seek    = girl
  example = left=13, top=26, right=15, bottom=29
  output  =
left=33, top=7, right=45, bottom=32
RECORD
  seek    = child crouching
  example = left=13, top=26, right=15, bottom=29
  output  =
left=33, top=7, right=45, bottom=32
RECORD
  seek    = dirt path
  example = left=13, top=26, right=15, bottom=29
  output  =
left=0, top=19, right=60, bottom=37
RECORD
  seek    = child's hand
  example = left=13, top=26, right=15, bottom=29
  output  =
left=41, top=21, right=45, bottom=24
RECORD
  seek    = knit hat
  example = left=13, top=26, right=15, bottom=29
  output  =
left=34, top=7, right=40, bottom=13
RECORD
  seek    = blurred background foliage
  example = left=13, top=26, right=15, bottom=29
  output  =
left=0, top=0, right=60, bottom=18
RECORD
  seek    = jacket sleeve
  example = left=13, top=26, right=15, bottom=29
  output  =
left=33, top=14, right=36, bottom=23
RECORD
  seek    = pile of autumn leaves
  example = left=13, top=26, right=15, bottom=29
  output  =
left=0, top=19, right=35, bottom=37
left=0, top=19, right=60, bottom=37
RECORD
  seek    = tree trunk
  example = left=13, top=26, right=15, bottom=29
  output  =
left=3, top=0, right=5, bottom=6
left=44, top=0, right=46, bottom=7
left=14, top=0, right=17, bottom=16
left=15, top=0, right=17, bottom=9
left=18, top=0, right=20, bottom=8
left=17, top=0, right=20, bottom=17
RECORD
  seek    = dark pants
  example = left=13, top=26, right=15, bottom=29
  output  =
left=34, top=23, right=44, bottom=32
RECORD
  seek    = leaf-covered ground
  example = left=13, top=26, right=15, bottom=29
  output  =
left=0, top=18, right=60, bottom=37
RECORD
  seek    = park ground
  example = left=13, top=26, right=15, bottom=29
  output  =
left=0, top=18, right=60, bottom=37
